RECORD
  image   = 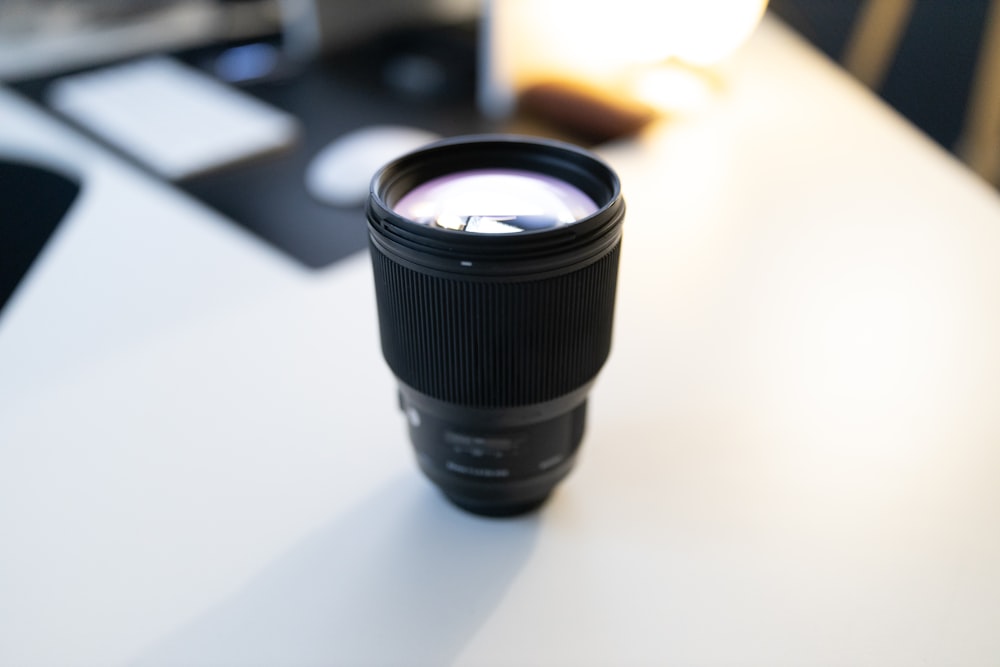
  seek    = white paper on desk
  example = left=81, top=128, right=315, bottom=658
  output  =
left=47, top=56, right=298, bottom=180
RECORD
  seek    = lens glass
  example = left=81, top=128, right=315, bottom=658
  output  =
left=392, top=168, right=598, bottom=233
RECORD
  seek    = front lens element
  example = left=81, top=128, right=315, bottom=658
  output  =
left=392, top=168, right=599, bottom=233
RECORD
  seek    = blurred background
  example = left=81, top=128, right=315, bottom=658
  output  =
left=0, top=0, right=996, bottom=270
left=0, top=1, right=994, bottom=159
left=770, top=0, right=998, bottom=189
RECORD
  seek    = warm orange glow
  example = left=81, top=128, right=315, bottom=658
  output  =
left=494, top=0, right=768, bottom=87
left=628, top=64, right=720, bottom=113
left=486, top=0, right=768, bottom=117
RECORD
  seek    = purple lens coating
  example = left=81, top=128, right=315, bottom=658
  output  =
left=392, top=168, right=599, bottom=233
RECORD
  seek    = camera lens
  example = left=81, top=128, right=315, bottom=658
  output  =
left=367, top=135, right=624, bottom=516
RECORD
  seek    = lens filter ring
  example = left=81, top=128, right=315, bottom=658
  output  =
left=367, top=135, right=624, bottom=279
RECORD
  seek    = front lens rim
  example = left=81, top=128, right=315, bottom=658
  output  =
left=373, top=134, right=620, bottom=213
left=367, top=135, right=625, bottom=277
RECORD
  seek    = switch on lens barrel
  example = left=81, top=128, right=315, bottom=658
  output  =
left=367, top=135, right=625, bottom=516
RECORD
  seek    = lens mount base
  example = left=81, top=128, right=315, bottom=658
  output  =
left=399, top=383, right=588, bottom=516
left=441, top=489, right=555, bottom=518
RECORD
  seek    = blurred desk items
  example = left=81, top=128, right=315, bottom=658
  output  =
left=47, top=56, right=299, bottom=180
left=5, top=1, right=485, bottom=268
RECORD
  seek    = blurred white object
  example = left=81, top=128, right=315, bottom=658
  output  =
left=304, top=125, right=440, bottom=207
left=48, top=56, right=298, bottom=180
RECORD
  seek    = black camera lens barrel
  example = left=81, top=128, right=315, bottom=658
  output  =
left=367, top=135, right=624, bottom=515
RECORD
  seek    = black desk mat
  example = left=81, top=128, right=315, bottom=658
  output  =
left=0, top=159, right=81, bottom=315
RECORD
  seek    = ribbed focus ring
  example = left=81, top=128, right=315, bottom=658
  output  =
left=371, top=242, right=621, bottom=408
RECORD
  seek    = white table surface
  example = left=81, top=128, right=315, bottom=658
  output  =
left=3, top=15, right=1000, bottom=666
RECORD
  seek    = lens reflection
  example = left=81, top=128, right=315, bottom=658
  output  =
left=392, top=168, right=599, bottom=233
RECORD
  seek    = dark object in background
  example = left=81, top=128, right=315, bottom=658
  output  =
left=769, top=0, right=991, bottom=152
left=367, top=136, right=625, bottom=516
left=0, top=159, right=80, bottom=315
left=518, top=82, right=659, bottom=145
left=879, top=0, right=991, bottom=152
